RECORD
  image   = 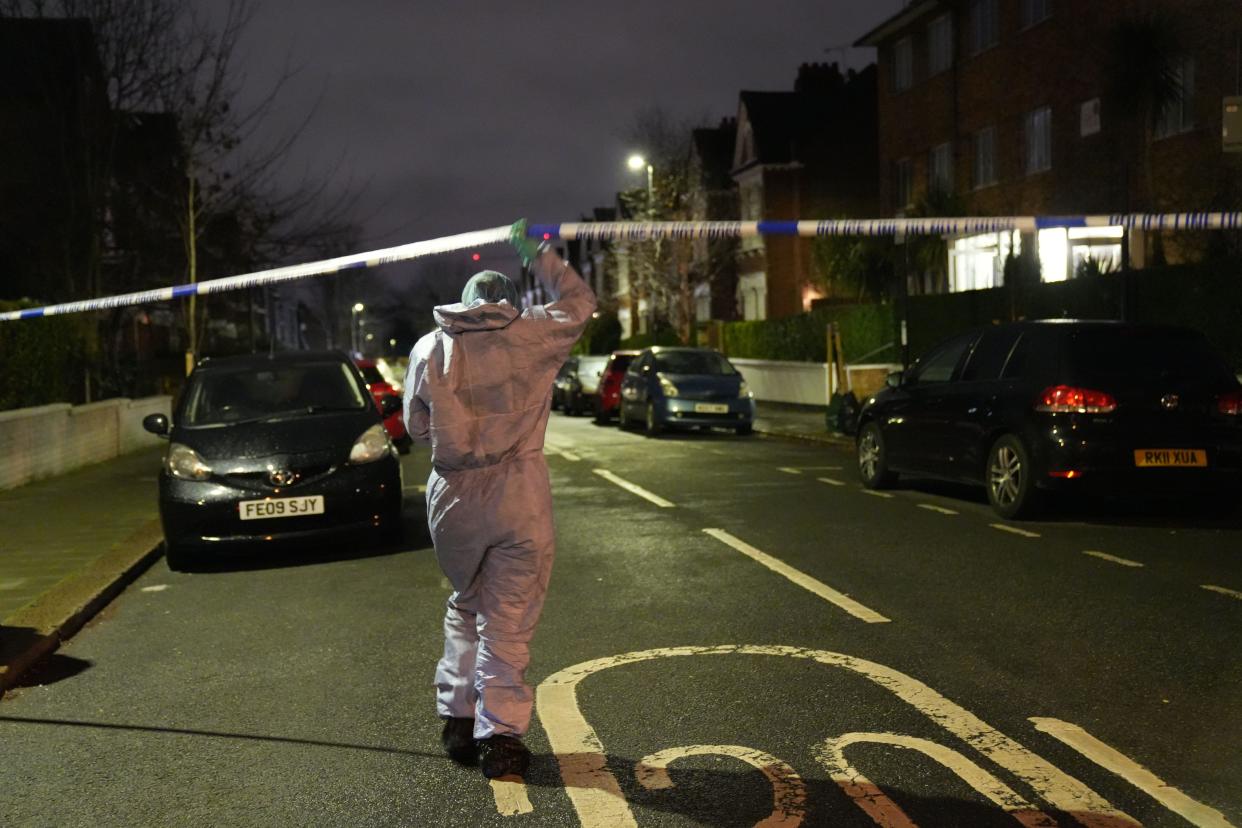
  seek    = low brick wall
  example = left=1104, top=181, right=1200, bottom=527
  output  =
left=728, top=359, right=903, bottom=405
left=0, top=396, right=171, bottom=491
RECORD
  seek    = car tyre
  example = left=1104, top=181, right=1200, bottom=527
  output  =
left=986, top=434, right=1041, bottom=520
left=593, top=402, right=609, bottom=425
left=857, top=421, right=897, bottom=489
left=164, top=539, right=197, bottom=572
left=735, top=423, right=753, bottom=436
left=644, top=402, right=662, bottom=437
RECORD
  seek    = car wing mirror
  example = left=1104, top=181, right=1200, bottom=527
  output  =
left=886, top=371, right=905, bottom=389
left=142, top=413, right=170, bottom=437
left=380, top=394, right=402, bottom=418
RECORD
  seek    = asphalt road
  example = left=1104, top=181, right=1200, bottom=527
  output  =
left=1, top=415, right=1239, bottom=827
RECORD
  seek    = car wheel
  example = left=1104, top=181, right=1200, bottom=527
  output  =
left=645, top=402, right=662, bottom=437
left=735, top=423, right=753, bottom=436
left=164, top=540, right=197, bottom=572
left=987, top=434, right=1041, bottom=520
left=857, top=421, right=897, bottom=489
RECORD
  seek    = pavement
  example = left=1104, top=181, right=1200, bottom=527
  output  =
left=1, top=411, right=1239, bottom=826
left=0, top=402, right=841, bottom=696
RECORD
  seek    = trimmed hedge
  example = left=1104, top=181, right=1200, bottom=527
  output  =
left=907, top=260, right=1242, bottom=371
left=720, top=303, right=897, bottom=363
left=0, top=300, right=92, bottom=411
left=619, top=328, right=682, bottom=350
left=573, top=311, right=623, bottom=356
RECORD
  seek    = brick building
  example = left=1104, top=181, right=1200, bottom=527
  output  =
left=857, top=0, right=1242, bottom=294
left=687, top=118, right=739, bottom=322
left=731, top=63, right=878, bottom=320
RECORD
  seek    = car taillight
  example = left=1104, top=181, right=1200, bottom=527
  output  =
left=1219, top=389, right=1242, bottom=416
left=1035, top=385, right=1118, bottom=414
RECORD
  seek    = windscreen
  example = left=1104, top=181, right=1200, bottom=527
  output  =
left=182, top=361, right=368, bottom=426
left=1064, top=328, right=1234, bottom=386
left=653, top=350, right=735, bottom=376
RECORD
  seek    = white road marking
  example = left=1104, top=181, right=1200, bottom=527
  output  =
left=1030, top=718, right=1232, bottom=828
left=918, top=503, right=959, bottom=515
left=636, top=745, right=806, bottom=826
left=861, top=489, right=895, bottom=499
left=1201, top=584, right=1242, bottom=602
left=0, top=578, right=28, bottom=591
left=545, top=445, right=582, bottom=462
left=990, top=523, right=1041, bottom=538
left=817, top=732, right=1056, bottom=828
left=140, top=584, right=169, bottom=593
left=1082, top=550, right=1144, bottom=568
left=777, top=467, right=803, bottom=475
left=817, top=477, right=846, bottom=487
left=535, top=645, right=1134, bottom=828
left=490, top=777, right=534, bottom=816
left=593, top=469, right=675, bottom=508
left=702, top=529, right=890, bottom=623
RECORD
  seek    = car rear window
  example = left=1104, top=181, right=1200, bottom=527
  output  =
left=183, top=361, right=368, bottom=426
left=653, top=351, right=734, bottom=375
left=1063, top=327, right=1233, bottom=386
left=608, top=354, right=635, bottom=371
left=359, top=365, right=385, bottom=385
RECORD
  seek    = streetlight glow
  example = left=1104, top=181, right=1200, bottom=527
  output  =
left=352, top=302, right=365, bottom=312
left=627, top=154, right=647, bottom=171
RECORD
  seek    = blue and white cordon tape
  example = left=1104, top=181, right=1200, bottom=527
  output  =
left=3, top=212, right=1240, bottom=322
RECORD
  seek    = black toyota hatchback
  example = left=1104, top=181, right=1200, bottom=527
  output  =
left=143, top=351, right=404, bottom=570
left=856, top=321, right=1242, bottom=519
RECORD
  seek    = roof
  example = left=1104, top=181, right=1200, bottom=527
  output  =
left=196, top=350, right=353, bottom=370
left=737, top=91, right=803, bottom=167
left=691, top=121, right=736, bottom=189
left=854, top=0, right=941, bottom=47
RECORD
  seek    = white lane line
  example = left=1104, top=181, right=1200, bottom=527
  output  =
left=861, top=489, right=895, bottom=499
left=0, top=578, right=28, bottom=591
left=818, top=477, right=846, bottom=487
left=490, top=777, right=534, bottom=816
left=593, top=469, right=675, bottom=508
left=1201, top=584, right=1242, bottom=601
left=702, top=528, right=890, bottom=623
left=918, top=503, right=959, bottom=515
left=545, top=445, right=582, bottom=462
left=1082, top=550, right=1144, bottom=568
left=1030, top=718, right=1234, bottom=828
left=990, top=523, right=1041, bottom=538
left=777, top=467, right=803, bottom=475
left=140, top=584, right=169, bottom=593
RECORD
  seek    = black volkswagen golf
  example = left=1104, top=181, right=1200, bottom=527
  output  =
left=856, top=321, right=1242, bottom=519
left=143, top=351, right=404, bottom=570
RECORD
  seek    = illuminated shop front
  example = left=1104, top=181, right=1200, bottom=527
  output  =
left=947, top=226, right=1124, bottom=293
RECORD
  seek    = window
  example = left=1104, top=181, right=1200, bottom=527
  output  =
left=895, top=157, right=914, bottom=209
left=929, top=142, right=953, bottom=194
left=1024, top=106, right=1052, bottom=174
left=1155, top=56, right=1196, bottom=138
left=928, top=14, right=953, bottom=75
left=893, top=36, right=913, bottom=92
left=973, top=126, right=997, bottom=188
left=969, top=0, right=999, bottom=55
left=911, top=335, right=975, bottom=384
left=1021, top=0, right=1051, bottom=28
left=961, top=327, right=1023, bottom=383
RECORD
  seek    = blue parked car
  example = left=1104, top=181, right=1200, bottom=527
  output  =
left=618, top=347, right=755, bottom=437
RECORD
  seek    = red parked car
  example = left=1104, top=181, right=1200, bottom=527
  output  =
left=355, top=358, right=411, bottom=453
left=594, top=350, right=641, bottom=424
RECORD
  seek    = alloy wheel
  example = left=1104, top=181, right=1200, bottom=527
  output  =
left=859, top=429, right=881, bottom=481
left=989, top=446, right=1023, bottom=507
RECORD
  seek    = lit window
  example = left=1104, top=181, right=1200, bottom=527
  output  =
left=949, top=231, right=1020, bottom=292
left=929, top=143, right=954, bottom=194
left=1038, top=227, right=1068, bottom=282
left=1021, top=0, right=1051, bottom=28
left=893, top=36, right=913, bottom=92
left=969, top=0, right=999, bottom=55
left=895, top=158, right=914, bottom=209
left=928, top=14, right=953, bottom=75
left=1155, top=56, right=1196, bottom=138
left=1024, top=106, right=1052, bottom=174
left=974, top=126, right=997, bottom=188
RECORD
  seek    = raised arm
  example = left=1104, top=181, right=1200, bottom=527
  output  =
left=511, top=220, right=597, bottom=350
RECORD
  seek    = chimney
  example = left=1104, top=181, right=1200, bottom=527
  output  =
left=794, top=62, right=844, bottom=95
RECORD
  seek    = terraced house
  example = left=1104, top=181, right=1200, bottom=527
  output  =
left=856, top=0, right=1242, bottom=294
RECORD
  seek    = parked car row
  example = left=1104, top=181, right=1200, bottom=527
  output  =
left=856, top=320, right=1242, bottom=519
left=553, top=346, right=756, bottom=437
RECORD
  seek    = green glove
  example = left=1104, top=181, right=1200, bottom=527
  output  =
left=510, top=219, right=542, bottom=267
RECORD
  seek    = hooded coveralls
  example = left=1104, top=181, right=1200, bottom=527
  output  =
left=403, top=250, right=595, bottom=739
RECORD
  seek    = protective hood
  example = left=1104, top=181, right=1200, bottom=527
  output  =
left=432, top=300, right=520, bottom=334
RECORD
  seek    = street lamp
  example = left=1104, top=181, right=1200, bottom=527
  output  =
left=351, top=302, right=364, bottom=353
left=627, top=153, right=654, bottom=214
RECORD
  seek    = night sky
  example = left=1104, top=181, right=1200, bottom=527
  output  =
left=211, top=1, right=901, bottom=250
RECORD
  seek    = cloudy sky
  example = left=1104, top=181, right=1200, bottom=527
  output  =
left=211, top=1, right=902, bottom=251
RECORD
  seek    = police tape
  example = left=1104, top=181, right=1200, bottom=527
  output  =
left=3, top=212, right=1241, bottom=322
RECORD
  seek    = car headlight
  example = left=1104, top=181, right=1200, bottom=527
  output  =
left=738, top=380, right=753, bottom=399
left=659, top=376, right=680, bottom=398
left=349, top=424, right=392, bottom=464
left=166, top=443, right=212, bottom=480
